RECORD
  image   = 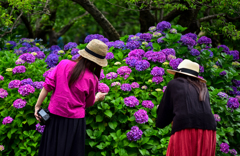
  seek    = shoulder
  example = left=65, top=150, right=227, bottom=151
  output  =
left=84, top=69, right=99, bottom=83
left=167, top=77, right=186, bottom=88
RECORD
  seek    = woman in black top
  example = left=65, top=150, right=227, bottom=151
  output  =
left=156, top=59, right=217, bottom=156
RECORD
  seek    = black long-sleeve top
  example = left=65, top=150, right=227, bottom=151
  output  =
left=156, top=77, right=217, bottom=135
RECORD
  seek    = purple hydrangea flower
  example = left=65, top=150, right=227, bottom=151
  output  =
left=98, top=83, right=109, bottom=93
left=33, top=81, right=44, bottom=89
left=71, top=48, right=79, bottom=55
left=45, top=54, right=59, bottom=68
left=27, top=47, right=40, bottom=52
left=181, top=36, right=196, bottom=47
left=157, top=37, right=165, bottom=43
left=152, top=76, right=164, bottom=84
left=229, top=149, right=237, bottom=155
left=201, top=49, right=214, bottom=57
left=99, top=38, right=109, bottom=43
left=220, top=71, right=227, bottom=76
left=18, top=84, right=35, bottom=96
left=220, top=143, right=229, bottom=153
left=111, top=82, right=121, bottom=87
left=0, top=75, right=4, bottom=81
left=13, top=99, right=27, bottom=109
left=136, top=33, right=142, bottom=36
left=151, top=67, right=165, bottom=76
left=217, top=92, right=228, bottom=98
left=72, top=54, right=80, bottom=60
left=126, top=41, right=141, bottom=50
left=8, top=80, right=21, bottom=89
left=106, top=52, right=114, bottom=59
left=163, top=86, right=167, bottom=92
left=153, top=32, right=162, bottom=38
left=217, top=45, right=229, bottom=53
left=15, top=58, right=26, bottom=65
left=117, top=66, right=132, bottom=78
left=64, top=42, right=77, bottom=50
left=126, top=126, right=143, bottom=141
left=114, top=40, right=125, bottom=49
left=183, top=33, right=197, bottom=40
left=141, top=85, right=147, bottom=89
left=236, top=95, right=240, bottom=101
left=100, top=69, right=105, bottom=80
left=135, top=60, right=150, bottom=71
left=2, top=116, right=13, bottom=125
left=214, top=114, right=221, bottom=122
left=6, top=41, right=17, bottom=49
left=50, top=45, right=61, bottom=52
left=167, top=55, right=176, bottom=61
left=229, top=86, right=238, bottom=95
left=126, top=57, right=138, bottom=68
left=161, top=48, right=176, bottom=57
left=0, top=145, right=4, bottom=151
left=84, top=34, right=104, bottom=43
left=22, top=42, right=31, bottom=48
left=19, top=53, right=35, bottom=64
left=131, top=82, right=140, bottom=88
left=36, top=123, right=45, bottom=134
left=134, top=109, right=149, bottom=124
left=106, top=72, right=118, bottom=79
left=229, top=50, right=239, bottom=61
left=198, top=36, right=212, bottom=44
left=232, top=79, right=240, bottom=87
left=227, top=97, right=239, bottom=109
left=142, top=100, right=154, bottom=109
left=128, top=49, right=145, bottom=60
left=12, top=66, right=26, bottom=74
left=20, top=78, right=33, bottom=86
left=105, top=42, right=115, bottom=49
left=0, top=88, right=8, bottom=98
left=199, top=65, right=204, bottom=73
left=149, top=26, right=156, bottom=32
left=169, top=58, right=183, bottom=70
left=190, top=49, right=200, bottom=56
left=43, top=67, right=55, bottom=78
left=121, top=83, right=132, bottom=92
left=14, top=47, right=28, bottom=55
left=124, top=96, right=139, bottom=107
left=156, top=21, right=171, bottom=31
left=35, top=51, right=45, bottom=59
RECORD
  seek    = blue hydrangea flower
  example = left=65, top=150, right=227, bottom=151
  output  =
left=50, top=45, right=61, bottom=52
left=64, top=42, right=77, bottom=50
left=126, top=41, right=141, bottom=50
left=151, top=67, right=165, bottom=76
left=190, top=49, right=200, bottom=56
left=198, top=36, right=212, bottom=44
left=45, top=54, right=59, bottom=68
left=156, top=21, right=171, bottom=31
left=135, top=60, right=150, bottom=71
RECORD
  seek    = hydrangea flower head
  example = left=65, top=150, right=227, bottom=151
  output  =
left=126, top=41, right=141, bottom=50
left=153, top=32, right=162, bottom=38
left=100, top=69, right=105, bottom=80
left=18, top=84, right=35, bottom=96
left=22, top=42, right=31, bottom=48
left=64, top=42, right=77, bottom=50
left=98, top=83, right=109, bottom=93
left=0, top=75, right=4, bottom=81
left=0, top=88, right=8, bottom=98
left=170, top=28, right=177, bottom=34
left=229, top=149, right=237, bottom=155
left=229, top=50, right=239, bottom=60
left=111, top=82, right=121, bottom=87
left=135, top=60, right=150, bottom=71
left=128, top=49, right=145, bottom=60
left=126, top=126, right=143, bottom=141
left=181, top=36, right=196, bottom=47
left=99, top=38, right=109, bottom=43
left=157, top=21, right=171, bottom=31
left=121, top=83, right=132, bottom=92
left=27, top=47, right=40, bottom=52
left=12, top=66, right=26, bottom=74
left=105, top=42, right=115, bottom=49
left=152, top=76, right=164, bottom=84
left=141, top=85, right=147, bottom=89
left=15, top=58, right=26, bottom=65
left=20, top=78, right=33, bottom=86
left=36, top=51, right=45, bottom=59
left=236, top=95, right=240, bottom=101
left=36, top=123, right=45, bottom=133
left=13, top=99, right=27, bottom=109
left=198, top=36, right=212, bottom=44
left=217, top=92, right=228, bottom=98
left=8, top=80, right=21, bottom=89
left=45, top=54, right=59, bottom=68
left=114, top=40, right=125, bottom=49
left=84, top=34, right=104, bottom=43
left=71, top=48, right=79, bottom=55
left=169, top=58, right=183, bottom=70
left=134, top=109, right=149, bottom=124
left=19, top=53, right=35, bottom=64
left=190, top=49, right=200, bottom=56
left=214, top=114, right=221, bottom=122
left=220, top=143, right=229, bottom=153
left=161, top=48, right=176, bottom=57
left=227, top=97, right=239, bottom=109
left=220, top=71, right=227, bottom=76
left=140, top=33, right=152, bottom=42
left=124, top=96, right=139, bottom=107
left=149, top=26, right=156, bottom=32
left=217, top=45, right=229, bottom=53
left=117, top=66, right=132, bottom=78
left=106, top=52, right=114, bottom=59
left=126, top=56, right=138, bottom=68
left=199, top=65, right=204, bottom=73
left=106, top=72, right=118, bottom=79
left=50, top=45, right=61, bottom=52
left=167, top=55, right=176, bottom=61
left=6, top=41, right=17, bottom=49
left=33, top=81, right=44, bottom=89
left=183, top=33, right=197, bottom=40
left=131, top=82, right=140, bottom=88
left=151, top=67, right=165, bottom=76
left=128, top=35, right=140, bottom=42
left=157, top=37, right=165, bottom=43
left=0, top=145, right=4, bottom=151
left=2, top=116, right=13, bottom=125
left=142, top=100, right=154, bottom=109
left=163, top=86, right=167, bottom=92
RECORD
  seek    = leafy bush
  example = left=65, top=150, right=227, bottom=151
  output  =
left=0, top=23, right=240, bottom=156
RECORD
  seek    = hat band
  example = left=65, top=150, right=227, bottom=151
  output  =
left=85, top=47, right=105, bottom=59
left=176, top=68, right=199, bottom=76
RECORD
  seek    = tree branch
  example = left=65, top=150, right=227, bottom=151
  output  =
left=161, top=8, right=183, bottom=22
left=56, top=12, right=88, bottom=37
left=19, top=14, right=34, bottom=38
left=199, top=13, right=225, bottom=22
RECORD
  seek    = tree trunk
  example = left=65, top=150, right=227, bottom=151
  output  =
left=72, top=0, right=120, bottom=41
left=49, top=31, right=58, bottom=46
left=139, top=10, right=155, bottom=33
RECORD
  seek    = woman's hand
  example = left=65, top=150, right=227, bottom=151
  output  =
left=96, top=92, right=108, bottom=102
left=34, top=106, right=41, bottom=122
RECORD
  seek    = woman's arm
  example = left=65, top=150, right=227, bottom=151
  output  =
left=34, top=87, right=49, bottom=121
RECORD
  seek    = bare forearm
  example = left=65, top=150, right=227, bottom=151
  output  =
left=35, top=87, right=48, bottom=108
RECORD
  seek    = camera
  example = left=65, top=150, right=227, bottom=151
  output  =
left=37, top=108, right=50, bottom=125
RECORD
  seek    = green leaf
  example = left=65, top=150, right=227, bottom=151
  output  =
left=104, top=110, right=113, bottom=118
left=88, top=151, right=95, bottom=156
left=7, top=131, right=11, bottom=139
left=108, top=121, right=118, bottom=130
left=27, top=117, right=36, bottom=126
left=142, top=137, right=150, bottom=144
left=96, top=115, right=104, bottom=122
left=128, top=142, right=138, bottom=147
left=118, top=52, right=123, bottom=60
left=152, top=43, right=161, bottom=51
left=116, top=129, right=121, bottom=137
left=11, top=128, right=18, bottom=134
left=86, top=129, right=93, bottom=137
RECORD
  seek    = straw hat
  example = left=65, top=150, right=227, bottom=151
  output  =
left=167, top=59, right=206, bottom=83
left=78, top=39, right=108, bottom=67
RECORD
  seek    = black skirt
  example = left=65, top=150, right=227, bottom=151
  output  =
left=38, top=113, right=86, bottom=156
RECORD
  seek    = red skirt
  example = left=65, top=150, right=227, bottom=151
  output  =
left=167, top=129, right=216, bottom=156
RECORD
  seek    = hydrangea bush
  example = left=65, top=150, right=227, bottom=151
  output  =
left=0, top=21, right=240, bottom=156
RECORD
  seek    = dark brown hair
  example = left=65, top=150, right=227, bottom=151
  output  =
left=68, top=56, right=102, bottom=86
left=174, top=73, right=207, bottom=101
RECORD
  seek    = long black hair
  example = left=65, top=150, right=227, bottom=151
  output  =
left=174, top=73, right=207, bottom=101
left=68, top=56, right=102, bottom=87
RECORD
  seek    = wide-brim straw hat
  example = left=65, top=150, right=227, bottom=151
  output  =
left=167, top=59, right=207, bottom=83
left=78, top=39, right=108, bottom=67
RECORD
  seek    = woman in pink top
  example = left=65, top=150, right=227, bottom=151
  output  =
left=34, top=39, right=108, bottom=156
